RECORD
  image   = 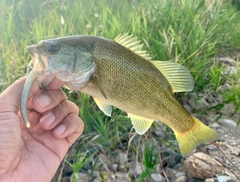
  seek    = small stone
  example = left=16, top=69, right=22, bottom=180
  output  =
left=224, top=83, right=232, bottom=89
left=172, top=162, right=182, bottom=169
left=150, top=173, right=165, bottom=182
left=218, top=57, right=236, bottom=66
left=218, top=119, right=237, bottom=129
left=129, top=159, right=143, bottom=177
left=118, top=164, right=128, bottom=172
left=92, top=171, right=99, bottom=178
left=211, top=123, right=221, bottom=129
left=184, top=152, right=223, bottom=179
left=113, top=164, right=118, bottom=169
left=217, top=175, right=234, bottom=182
left=223, top=66, right=237, bottom=76
left=231, top=147, right=240, bottom=156
left=175, top=176, right=187, bottom=182
left=207, top=144, right=218, bottom=152
left=204, top=178, right=215, bottom=182
left=163, top=148, right=181, bottom=168
left=175, top=172, right=186, bottom=178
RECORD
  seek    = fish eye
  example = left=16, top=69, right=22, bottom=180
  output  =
left=47, top=43, right=61, bottom=54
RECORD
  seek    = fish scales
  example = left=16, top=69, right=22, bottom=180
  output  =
left=82, top=37, right=193, bottom=132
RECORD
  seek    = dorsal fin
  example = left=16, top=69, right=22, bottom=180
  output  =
left=114, top=34, right=151, bottom=60
left=151, top=61, right=194, bottom=93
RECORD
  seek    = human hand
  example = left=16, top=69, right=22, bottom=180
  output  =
left=0, top=77, right=84, bottom=182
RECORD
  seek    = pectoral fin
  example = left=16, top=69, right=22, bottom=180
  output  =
left=128, top=113, right=154, bottom=135
left=151, top=61, right=194, bottom=93
left=93, top=97, right=112, bottom=117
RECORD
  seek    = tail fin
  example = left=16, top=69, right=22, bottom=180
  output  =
left=174, top=117, right=218, bottom=156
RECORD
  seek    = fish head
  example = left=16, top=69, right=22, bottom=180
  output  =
left=27, top=36, right=96, bottom=89
left=21, top=36, right=96, bottom=127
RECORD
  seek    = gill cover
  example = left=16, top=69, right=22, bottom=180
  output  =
left=35, top=38, right=96, bottom=89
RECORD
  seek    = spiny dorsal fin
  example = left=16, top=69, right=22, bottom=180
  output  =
left=151, top=61, right=194, bottom=93
left=114, top=34, right=151, bottom=60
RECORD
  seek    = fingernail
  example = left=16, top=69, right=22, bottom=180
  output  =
left=36, top=94, right=50, bottom=108
left=54, top=124, right=67, bottom=136
left=41, top=111, right=55, bottom=126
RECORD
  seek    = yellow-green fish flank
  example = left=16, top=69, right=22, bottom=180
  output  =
left=21, top=34, right=218, bottom=156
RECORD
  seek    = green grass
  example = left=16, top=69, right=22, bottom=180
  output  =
left=138, top=140, right=159, bottom=181
left=1, top=0, right=240, bottom=181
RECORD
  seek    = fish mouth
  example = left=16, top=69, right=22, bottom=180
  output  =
left=27, top=45, right=37, bottom=55
left=27, top=45, right=48, bottom=75
left=27, top=45, right=53, bottom=87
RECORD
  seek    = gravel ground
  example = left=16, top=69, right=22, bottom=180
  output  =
left=52, top=57, right=240, bottom=182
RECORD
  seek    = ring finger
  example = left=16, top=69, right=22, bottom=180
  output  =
left=40, top=100, right=79, bottom=130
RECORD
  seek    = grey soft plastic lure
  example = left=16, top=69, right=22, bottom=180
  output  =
left=20, top=66, right=35, bottom=128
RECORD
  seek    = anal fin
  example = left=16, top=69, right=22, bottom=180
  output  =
left=93, top=97, right=112, bottom=117
left=128, top=113, right=154, bottom=135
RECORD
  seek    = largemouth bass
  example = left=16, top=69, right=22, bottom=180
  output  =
left=21, top=34, right=217, bottom=155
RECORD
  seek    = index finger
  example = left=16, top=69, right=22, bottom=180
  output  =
left=46, top=78, right=65, bottom=90
left=27, top=77, right=65, bottom=110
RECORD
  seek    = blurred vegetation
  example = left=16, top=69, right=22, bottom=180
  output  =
left=1, top=0, right=240, bottom=181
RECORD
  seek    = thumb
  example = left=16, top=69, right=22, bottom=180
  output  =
left=0, top=77, right=27, bottom=113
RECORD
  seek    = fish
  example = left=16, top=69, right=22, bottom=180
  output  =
left=21, top=34, right=218, bottom=156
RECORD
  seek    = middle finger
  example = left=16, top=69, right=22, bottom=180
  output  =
left=40, top=100, right=79, bottom=130
left=32, top=89, right=67, bottom=113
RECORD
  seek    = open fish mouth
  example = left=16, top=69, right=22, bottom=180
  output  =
left=27, top=45, right=55, bottom=87
left=27, top=45, right=47, bottom=78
